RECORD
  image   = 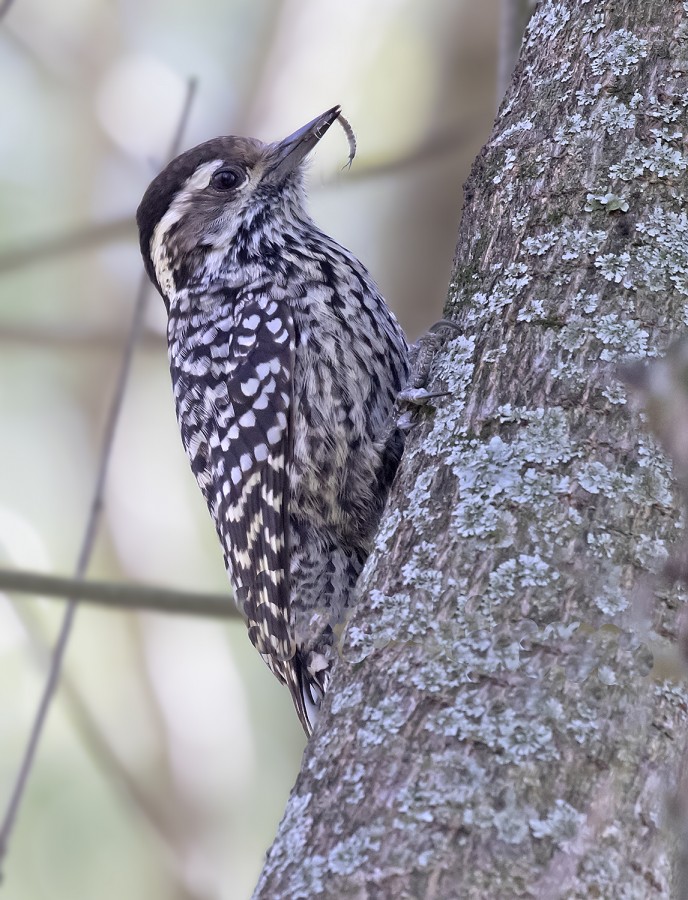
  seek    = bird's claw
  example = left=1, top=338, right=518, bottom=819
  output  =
left=394, top=318, right=460, bottom=429
left=396, top=410, right=415, bottom=433
left=397, top=387, right=451, bottom=405
left=427, top=318, right=462, bottom=337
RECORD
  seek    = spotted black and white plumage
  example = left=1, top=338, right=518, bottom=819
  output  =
left=137, top=106, right=409, bottom=734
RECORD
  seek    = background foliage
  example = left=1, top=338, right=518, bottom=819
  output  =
left=0, top=1, right=504, bottom=897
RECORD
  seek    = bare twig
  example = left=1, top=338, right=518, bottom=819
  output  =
left=1, top=568, right=237, bottom=619
left=10, top=602, right=203, bottom=899
left=331, top=124, right=475, bottom=184
left=0, top=323, right=165, bottom=349
left=497, top=0, right=521, bottom=107
left=0, top=0, right=16, bottom=20
left=0, top=77, right=197, bottom=870
left=0, top=279, right=151, bottom=869
left=231, top=0, right=289, bottom=135
left=0, top=122, right=474, bottom=278
left=0, top=218, right=134, bottom=275
left=497, top=0, right=536, bottom=109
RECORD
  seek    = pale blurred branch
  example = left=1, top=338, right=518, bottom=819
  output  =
left=1, top=568, right=236, bottom=619
left=0, top=270, right=152, bottom=872
left=0, top=123, right=474, bottom=276
left=0, top=77, right=197, bottom=872
left=622, top=340, right=688, bottom=894
left=0, top=218, right=134, bottom=275
left=333, top=123, right=477, bottom=184
left=497, top=0, right=535, bottom=107
left=0, top=323, right=165, bottom=349
left=232, top=0, right=289, bottom=135
left=10, top=602, right=205, bottom=900
left=497, top=0, right=519, bottom=106
left=0, top=0, right=16, bottom=20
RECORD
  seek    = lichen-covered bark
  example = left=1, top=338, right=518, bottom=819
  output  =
left=254, top=2, right=688, bottom=897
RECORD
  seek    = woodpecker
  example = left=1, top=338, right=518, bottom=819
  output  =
left=137, top=106, right=410, bottom=735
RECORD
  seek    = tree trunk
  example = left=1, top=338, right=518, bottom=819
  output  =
left=254, top=1, right=688, bottom=896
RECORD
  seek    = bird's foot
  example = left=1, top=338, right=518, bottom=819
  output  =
left=396, top=319, right=461, bottom=431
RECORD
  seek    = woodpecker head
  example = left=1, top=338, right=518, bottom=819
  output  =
left=136, top=105, right=342, bottom=304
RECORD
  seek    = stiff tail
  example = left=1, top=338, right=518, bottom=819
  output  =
left=284, top=652, right=329, bottom=737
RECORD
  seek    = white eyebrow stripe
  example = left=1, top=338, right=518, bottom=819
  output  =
left=150, top=159, right=225, bottom=291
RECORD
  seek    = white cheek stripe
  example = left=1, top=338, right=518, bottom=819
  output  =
left=150, top=159, right=225, bottom=293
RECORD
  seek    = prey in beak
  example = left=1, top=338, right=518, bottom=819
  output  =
left=267, top=105, right=355, bottom=181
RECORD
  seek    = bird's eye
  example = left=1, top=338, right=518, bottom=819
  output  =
left=211, top=168, right=245, bottom=191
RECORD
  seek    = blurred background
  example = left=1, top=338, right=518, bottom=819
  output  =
left=0, top=0, right=514, bottom=897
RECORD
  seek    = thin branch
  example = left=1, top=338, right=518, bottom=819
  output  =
left=0, top=218, right=133, bottom=275
left=1, top=568, right=237, bottom=619
left=0, top=77, right=197, bottom=871
left=327, top=124, right=476, bottom=184
left=0, top=278, right=150, bottom=870
left=0, top=0, right=16, bottom=20
left=496, top=0, right=536, bottom=109
left=497, top=0, right=521, bottom=107
left=167, top=78, right=198, bottom=168
left=0, top=122, right=474, bottom=277
left=10, top=602, right=204, bottom=900
left=0, top=323, right=165, bottom=350
left=231, top=0, right=289, bottom=136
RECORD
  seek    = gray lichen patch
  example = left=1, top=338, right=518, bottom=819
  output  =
left=584, top=192, right=629, bottom=211
left=585, top=28, right=649, bottom=78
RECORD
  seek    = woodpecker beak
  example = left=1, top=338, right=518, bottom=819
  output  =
left=267, top=105, right=341, bottom=181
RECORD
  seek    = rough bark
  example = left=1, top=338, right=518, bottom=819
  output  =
left=254, top=2, right=688, bottom=896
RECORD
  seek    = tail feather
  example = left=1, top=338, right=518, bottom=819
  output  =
left=260, top=647, right=330, bottom=737
left=285, top=656, right=317, bottom=736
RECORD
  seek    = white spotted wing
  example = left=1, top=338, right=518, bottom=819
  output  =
left=219, top=294, right=295, bottom=666
left=174, top=289, right=296, bottom=668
